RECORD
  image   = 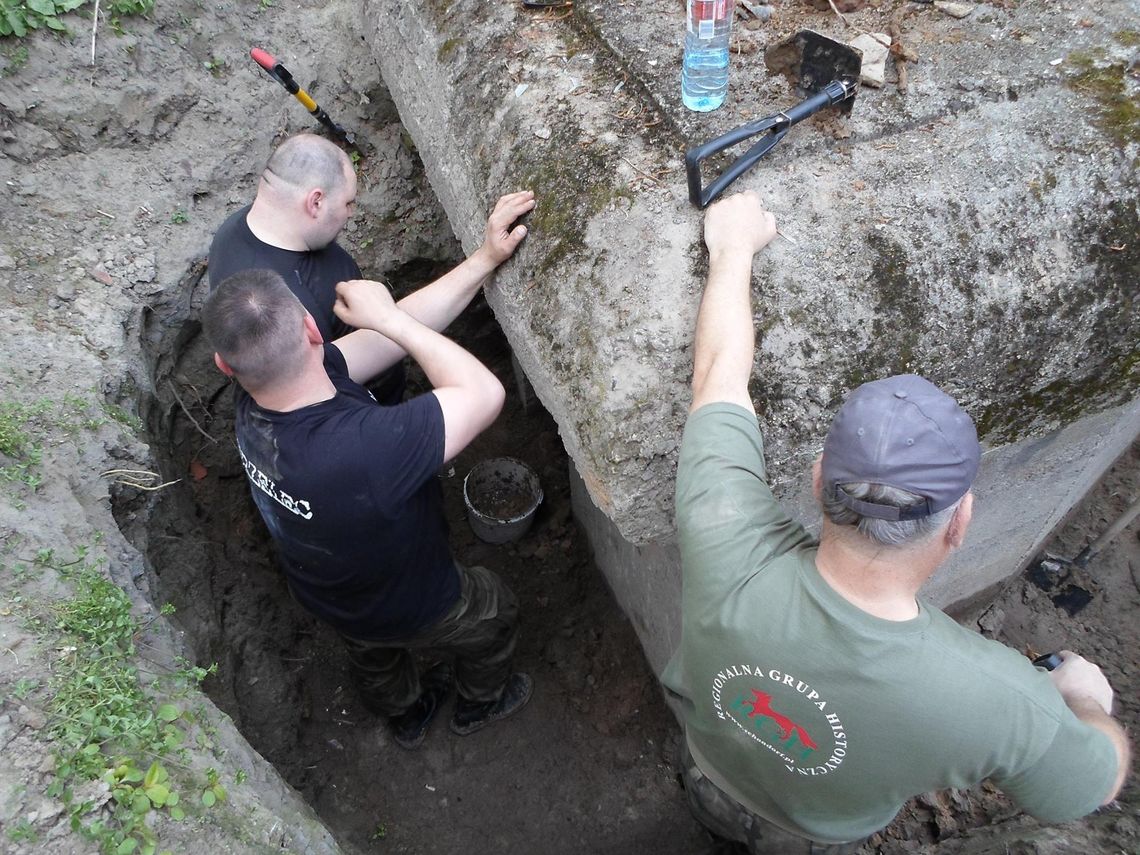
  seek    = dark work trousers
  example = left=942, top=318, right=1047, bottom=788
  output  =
left=679, top=741, right=867, bottom=855
left=338, top=564, right=519, bottom=717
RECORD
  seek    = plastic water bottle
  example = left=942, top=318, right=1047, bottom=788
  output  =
left=682, top=0, right=733, bottom=112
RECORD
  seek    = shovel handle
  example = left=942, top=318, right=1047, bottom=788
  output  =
left=250, top=47, right=277, bottom=71
left=1033, top=652, right=1063, bottom=671
left=685, top=79, right=857, bottom=208
left=249, top=47, right=350, bottom=143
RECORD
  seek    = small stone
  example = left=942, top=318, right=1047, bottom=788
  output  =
left=514, top=83, right=529, bottom=98
left=0, top=249, right=14, bottom=270
left=18, top=705, right=46, bottom=730
left=89, top=266, right=114, bottom=286
left=739, top=1, right=773, bottom=20
left=850, top=33, right=889, bottom=88
left=534, top=127, right=552, bottom=140
left=977, top=606, right=1004, bottom=635
left=934, top=1, right=973, bottom=18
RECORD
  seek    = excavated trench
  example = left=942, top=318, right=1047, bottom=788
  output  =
left=104, top=158, right=697, bottom=851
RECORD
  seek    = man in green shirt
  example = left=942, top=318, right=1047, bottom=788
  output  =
left=662, top=191, right=1130, bottom=854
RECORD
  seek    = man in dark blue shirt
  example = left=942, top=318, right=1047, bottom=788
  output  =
left=203, top=261, right=533, bottom=748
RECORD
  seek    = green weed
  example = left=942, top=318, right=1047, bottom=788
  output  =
left=1, top=42, right=28, bottom=73
left=12, top=676, right=39, bottom=699
left=6, top=819, right=37, bottom=842
left=35, top=551, right=219, bottom=855
left=102, top=402, right=142, bottom=432
left=170, top=209, right=189, bottom=225
left=0, top=395, right=115, bottom=498
left=0, top=0, right=152, bottom=40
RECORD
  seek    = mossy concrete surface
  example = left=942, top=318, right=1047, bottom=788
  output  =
left=365, top=0, right=1138, bottom=669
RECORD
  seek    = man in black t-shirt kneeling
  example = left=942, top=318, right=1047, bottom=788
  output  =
left=203, top=267, right=533, bottom=749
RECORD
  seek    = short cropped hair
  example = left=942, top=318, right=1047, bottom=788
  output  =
left=202, top=269, right=306, bottom=391
left=263, top=133, right=349, bottom=194
left=821, top=481, right=958, bottom=547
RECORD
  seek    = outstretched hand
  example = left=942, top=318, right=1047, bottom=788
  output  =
left=1050, top=650, right=1115, bottom=715
left=703, top=191, right=777, bottom=261
left=478, top=190, right=536, bottom=267
left=333, top=279, right=400, bottom=334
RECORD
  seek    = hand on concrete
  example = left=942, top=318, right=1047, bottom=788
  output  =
left=703, top=191, right=777, bottom=261
left=333, top=279, right=401, bottom=334
left=478, top=190, right=536, bottom=267
left=1050, top=650, right=1114, bottom=715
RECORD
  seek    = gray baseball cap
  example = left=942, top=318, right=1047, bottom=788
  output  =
left=822, top=375, right=980, bottom=521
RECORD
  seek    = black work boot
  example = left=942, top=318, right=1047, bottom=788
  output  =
left=388, top=662, right=454, bottom=750
left=450, top=672, right=533, bottom=736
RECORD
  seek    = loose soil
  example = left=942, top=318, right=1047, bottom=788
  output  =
left=0, top=0, right=1135, bottom=853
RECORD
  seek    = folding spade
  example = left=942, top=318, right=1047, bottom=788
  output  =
left=685, top=30, right=862, bottom=208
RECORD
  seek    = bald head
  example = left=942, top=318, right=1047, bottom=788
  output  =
left=262, top=133, right=352, bottom=196
left=249, top=133, right=358, bottom=251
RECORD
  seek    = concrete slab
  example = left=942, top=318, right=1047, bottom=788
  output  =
left=366, top=0, right=1138, bottom=669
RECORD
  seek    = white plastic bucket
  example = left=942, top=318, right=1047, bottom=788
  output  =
left=463, top=457, right=544, bottom=544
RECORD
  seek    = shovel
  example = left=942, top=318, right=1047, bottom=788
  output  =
left=685, top=30, right=861, bottom=208
left=250, top=48, right=358, bottom=149
left=1028, top=492, right=1140, bottom=616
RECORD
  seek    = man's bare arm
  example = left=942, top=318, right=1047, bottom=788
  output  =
left=331, top=191, right=535, bottom=381
left=398, top=190, right=535, bottom=330
left=690, top=192, right=778, bottom=414
left=333, top=279, right=504, bottom=463
left=1051, top=651, right=1131, bottom=803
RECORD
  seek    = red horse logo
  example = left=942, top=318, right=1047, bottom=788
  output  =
left=745, top=690, right=817, bottom=751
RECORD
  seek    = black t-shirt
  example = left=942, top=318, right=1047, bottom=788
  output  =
left=209, top=205, right=358, bottom=341
left=233, top=344, right=460, bottom=640
left=208, top=205, right=406, bottom=405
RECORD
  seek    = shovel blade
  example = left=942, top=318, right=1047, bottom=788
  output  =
left=764, top=29, right=862, bottom=113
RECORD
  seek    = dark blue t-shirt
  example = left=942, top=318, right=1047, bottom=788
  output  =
left=233, top=344, right=460, bottom=640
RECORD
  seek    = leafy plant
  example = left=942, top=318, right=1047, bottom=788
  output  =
left=200, top=768, right=226, bottom=807
left=6, top=818, right=37, bottom=842
left=0, top=0, right=153, bottom=40
left=0, top=0, right=84, bottom=37
left=38, top=553, right=219, bottom=855
left=12, top=676, right=38, bottom=699
left=169, top=209, right=188, bottom=225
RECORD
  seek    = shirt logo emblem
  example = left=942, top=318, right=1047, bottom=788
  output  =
left=710, top=664, right=848, bottom=776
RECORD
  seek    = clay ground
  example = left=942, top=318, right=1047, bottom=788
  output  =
left=0, top=0, right=1136, bottom=852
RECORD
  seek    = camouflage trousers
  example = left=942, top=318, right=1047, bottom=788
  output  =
left=338, top=564, right=519, bottom=717
left=679, top=741, right=868, bottom=855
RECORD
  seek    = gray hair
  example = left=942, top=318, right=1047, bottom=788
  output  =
left=822, top=481, right=958, bottom=547
left=202, top=269, right=306, bottom=392
left=262, top=133, right=349, bottom=194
